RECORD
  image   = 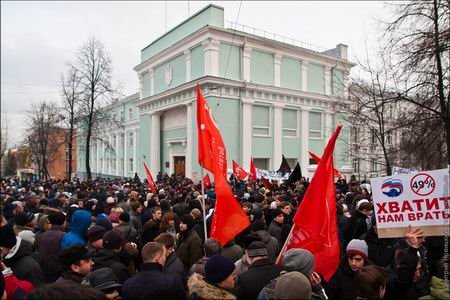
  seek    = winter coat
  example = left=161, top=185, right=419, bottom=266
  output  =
left=13, top=225, right=35, bottom=246
left=141, top=218, right=161, bottom=245
left=222, top=240, right=244, bottom=263
left=189, top=256, right=209, bottom=277
left=3, top=238, right=44, bottom=287
left=323, top=258, right=358, bottom=300
left=236, top=258, right=281, bottom=300
left=122, top=262, right=186, bottom=300
left=56, top=271, right=85, bottom=284
left=129, top=210, right=142, bottom=236
left=60, top=210, right=92, bottom=250
left=255, top=230, right=279, bottom=259
left=267, top=221, right=283, bottom=244
left=192, top=219, right=205, bottom=243
left=343, top=210, right=368, bottom=247
left=163, top=252, right=185, bottom=282
left=2, top=267, right=34, bottom=300
left=419, top=276, right=450, bottom=300
left=36, top=225, right=66, bottom=283
left=115, top=222, right=137, bottom=243
left=364, top=227, right=397, bottom=267
left=92, top=248, right=130, bottom=284
left=234, top=253, right=252, bottom=276
left=176, top=229, right=203, bottom=270
left=188, top=273, right=236, bottom=300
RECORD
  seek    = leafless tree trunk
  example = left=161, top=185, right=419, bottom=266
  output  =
left=26, top=102, right=61, bottom=181
left=383, top=0, right=449, bottom=166
left=61, top=66, right=82, bottom=181
left=73, top=37, right=119, bottom=180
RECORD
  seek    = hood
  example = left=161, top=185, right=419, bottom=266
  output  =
left=187, top=273, right=236, bottom=300
left=255, top=230, right=271, bottom=243
left=429, top=276, right=449, bottom=300
left=4, top=238, right=33, bottom=265
left=69, top=210, right=92, bottom=235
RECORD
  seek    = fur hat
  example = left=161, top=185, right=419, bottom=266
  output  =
left=247, top=241, right=268, bottom=257
left=346, top=239, right=368, bottom=260
left=205, top=255, right=235, bottom=284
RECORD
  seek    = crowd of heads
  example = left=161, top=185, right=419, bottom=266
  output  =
left=0, top=172, right=447, bottom=300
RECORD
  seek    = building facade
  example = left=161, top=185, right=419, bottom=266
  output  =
left=77, top=4, right=356, bottom=181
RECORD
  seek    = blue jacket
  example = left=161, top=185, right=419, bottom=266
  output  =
left=61, top=210, right=92, bottom=250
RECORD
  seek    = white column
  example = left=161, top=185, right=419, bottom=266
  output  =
left=301, top=108, right=310, bottom=171
left=138, top=74, right=143, bottom=99
left=343, top=71, right=349, bottom=98
left=274, top=54, right=282, bottom=87
left=150, top=69, right=154, bottom=96
left=241, top=98, right=253, bottom=170
left=325, top=111, right=334, bottom=141
left=301, top=61, right=309, bottom=92
left=325, top=66, right=332, bottom=95
left=115, top=133, right=119, bottom=176
left=133, top=129, right=137, bottom=175
left=242, top=46, right=252, bottom=82
left=273, top=103, right=284, bottom=169
left=96, top=139, right=100, bottom=174
left=203, top=39, right=220, bottom=77
left=185, top=50, right=191, bottom=82
left=124, top=132, right=128, bottom=176
left=150, top=112, right=161, bottom=176
left=186, top=103, right=193, bottom=178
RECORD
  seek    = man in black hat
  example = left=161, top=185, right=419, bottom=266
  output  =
left=235, top=241, right=282, bottom=300
left=57, top=244, right=94, bottom=284
left=82, top=267, right=122, bottom=300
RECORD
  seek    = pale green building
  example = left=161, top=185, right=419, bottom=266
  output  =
left=77, top=4, right=356, bottom=182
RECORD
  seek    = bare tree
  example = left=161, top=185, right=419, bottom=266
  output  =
left=61, top=66, right=82, bottom=180
left=0, top=112, right=8, bottom=175
left=26, top=102, right=61, bottom=181
left=73, top=37, right=119, bottom=180
left=383, top=0, right=450, bottom=167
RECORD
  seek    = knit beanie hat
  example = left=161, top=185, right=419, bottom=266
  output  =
left=282, top=248, right=315, bottom=276
left=96, top=218, right=113, bottom=231
left=0, top=224, right=17, bottom=249
left=205, top=255, right=235, bottom=284
left=346, top=239, right=368, bottom=260
left=271, top=208, right=284, bottom=219
left=275, top=271, right=312, bottom=299
left=88, top=225, right=106, bottom=243
left=15, top=212, right=34, bottom=226
left=119, top=212, right=130, bottom=223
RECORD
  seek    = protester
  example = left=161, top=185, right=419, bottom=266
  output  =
left=275, top=271, right=312, bottom=300
left=189, top=238, right=222, bottom=277
left=141, top=206, right=162, bottom=245
left=154, top=232, right=185, bottom=282
left=82, top=267, right=122, bottom=300
left=60, top=209, right=92, bottom=250
left=58, top=244, right=94, bottom=284
left=176, top=214, right=203, bottom=271
left=354, top=265, right=387, bottom=300
left=27, top=281, right=106, bottom=300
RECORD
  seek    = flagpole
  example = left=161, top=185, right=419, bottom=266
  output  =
left=200, top=167, right=208, bottom=240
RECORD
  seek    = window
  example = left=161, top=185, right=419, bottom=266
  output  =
left=352, top=127, right=360, bottom=144
left=120, top=111, right=124, bottom=122
left=112, top=158, right=116, bottom=171
left=309, top=111, right=322, bottom=138
left=128, top=132, right=134, bottom=147
left=129, top=158, right=134, bottom=172
left=309, top=158, right=318, bottom=165
left=371, top=129, right=377, bottom=144
left=253, top=158, right=269, bottom=170
left=283, top=109, right=297, bottom=137
left=353, top=158, right=360, bottom=174
left=252, top=105, right=270, bottom=136
left=120, top=134, right=125, bottom=148
left=128, top=108, right=133, bottom=120
left=386, top=131, right=392, bottom=145
left=371, top=158, right=378, bottom=172
left=65, top=150, right=69, bottom=160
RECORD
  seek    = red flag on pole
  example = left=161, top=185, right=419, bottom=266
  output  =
left=249, top=158, right=257, bottom=180
left=210, top=168, right=251, bottom=246
left=143, top=162, right=156, bottom=193
left=203, top=173, right=212, bottom=187
left=232, top=160, right=248, bottom=181
left=277, top=125, right=343, bottom=281
left=196, top=84, right=227, bottom=177
left=261, top=177, right=273, bottom=191
left=309, top=151, right=342, bottom=178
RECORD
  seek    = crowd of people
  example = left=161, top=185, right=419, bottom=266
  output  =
left=0, top=172, right=448, bottom=300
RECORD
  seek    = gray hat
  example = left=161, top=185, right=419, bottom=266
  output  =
left=346, top=239, right=368, bottom=260
left=83, top=267, right=122, bottom=290
left=275, top=271, right=312, bottom=299
left=282, top=248, right=315, bottom=276
left=247, top=241, right=268, bottom=258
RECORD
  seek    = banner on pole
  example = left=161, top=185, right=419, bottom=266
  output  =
left=371, top=168, right=450, bottom=238
left=256, top=168, right=290, bottom=181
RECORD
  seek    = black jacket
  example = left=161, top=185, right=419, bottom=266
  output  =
left=236, top=258, right=282, bottom=300
left=92, top=248, right=130, bottom=284
left=364, top=227, right=398, bottom=267
left=343, top=210, right=369, bottom=246
left=122, top=262, right=186, bottom=300
left=37, top=225, right=66, bottom=283
left=4, top=238, right=44, bottom=287
left=141, top=219, right=161, bottom=245
left=163, top=252, right=185, bottom=282
left=323, top=258, right=358, bottom=300
left=176, top=229, right=203, bottom=270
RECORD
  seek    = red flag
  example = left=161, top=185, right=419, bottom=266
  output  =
left=210, top=169, right=251, bottom=246
left=278, top=125, right=343, bottom=281
left=196, top=84, right=227, bottom=177
left=143, top=162, right=156, bottom=193
left=249, top=158, right=257, bottom=180
left=261, top=177, right=273, bottom=191
left=232, top=160, right=248, bottom=181
left=309, top=151, right=342, bottom=178
left=203, top=173, right=212, bottom=187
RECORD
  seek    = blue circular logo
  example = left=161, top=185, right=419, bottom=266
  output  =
left=381, top=179, right=403, bottom=198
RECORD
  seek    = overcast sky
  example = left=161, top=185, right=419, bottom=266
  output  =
left=1, top=1, right=391, bottom=147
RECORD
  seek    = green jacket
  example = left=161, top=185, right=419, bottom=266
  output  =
left=419, top=276, right=449, bottom=300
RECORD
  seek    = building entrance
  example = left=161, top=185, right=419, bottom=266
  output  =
left=173, top=156, right=185, bottom=176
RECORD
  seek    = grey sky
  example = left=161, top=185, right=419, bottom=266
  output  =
left=1, top=1, right=389, bottom=147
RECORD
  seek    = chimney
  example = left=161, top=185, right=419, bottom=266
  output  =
left=336, top=44, right=348, bottom=60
